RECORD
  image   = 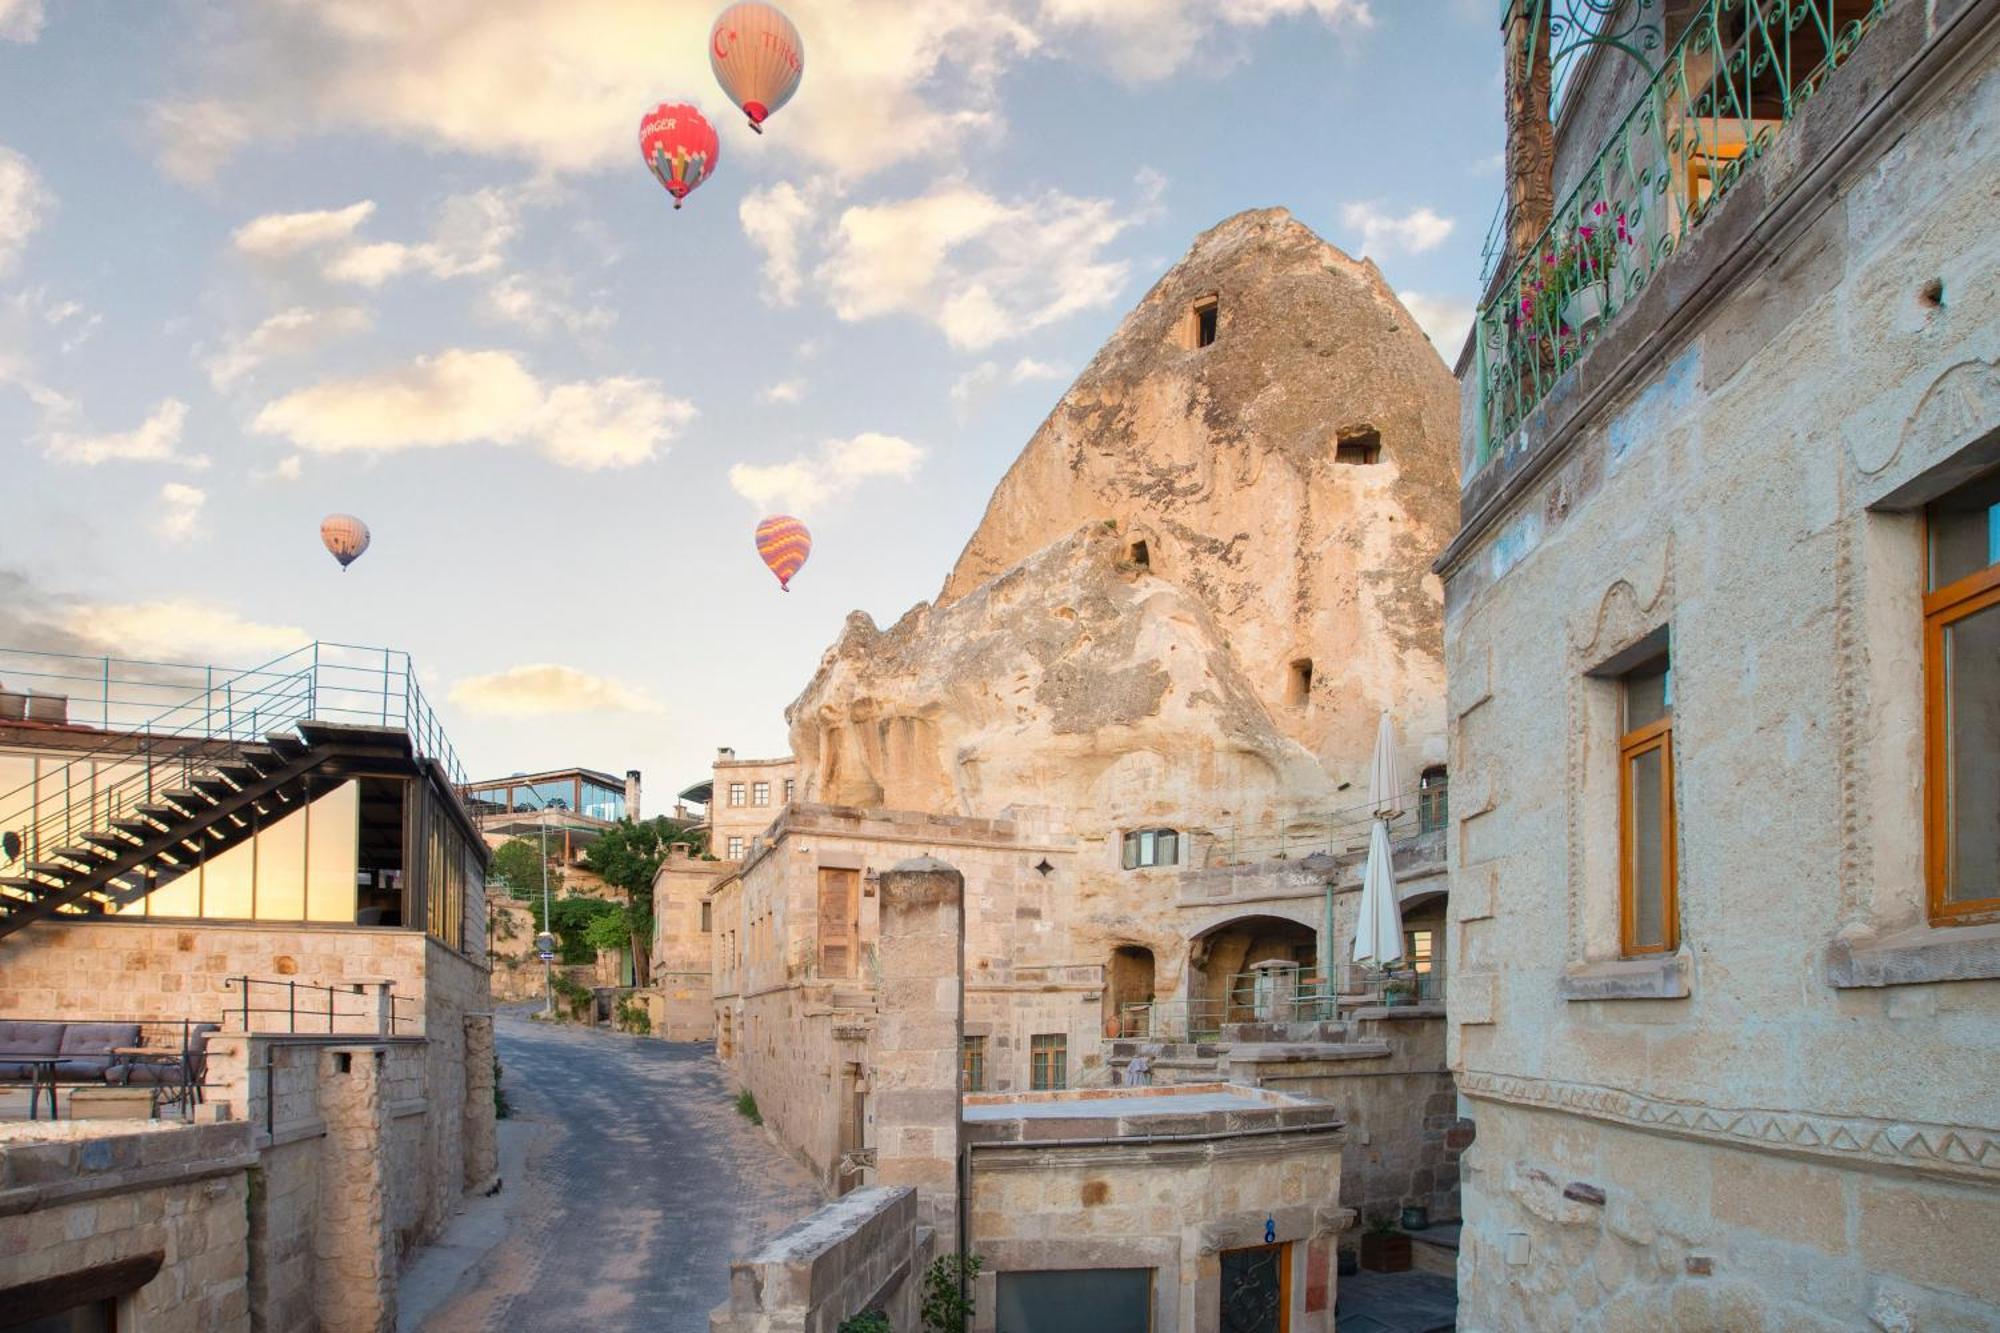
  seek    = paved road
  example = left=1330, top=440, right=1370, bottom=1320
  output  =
left=415, top=1009, right=821, bottom=1333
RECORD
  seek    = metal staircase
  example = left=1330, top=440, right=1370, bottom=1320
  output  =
left=0, top=643, right=467, bottom=940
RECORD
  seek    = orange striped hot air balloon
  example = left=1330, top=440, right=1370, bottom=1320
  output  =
left=754, top=515, right=811, bottom=591
left=709, top=3, right=804, bottom=134
left=320, top=514, right=370, bottom=571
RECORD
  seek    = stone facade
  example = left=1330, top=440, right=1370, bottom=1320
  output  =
left=0, top=1121, right=257, bottom=1332
left=963, top=1084, right=1349, bottom=1333
left=710, top=750, right=796, bottom=862
left=709, top=1186, right=921, bottom=1333
left=1442, top=5, right=2000, bottom=1329
left=648, top=846, right=721, bottom=1040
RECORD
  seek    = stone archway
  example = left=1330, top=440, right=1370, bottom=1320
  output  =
left=1187, top=914, right=1317, bottom=1016
left=1104, top=944, right=1157, bottom=1036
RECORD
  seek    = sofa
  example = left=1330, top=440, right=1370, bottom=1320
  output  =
left=0, top=1021, right=216, bottom=1092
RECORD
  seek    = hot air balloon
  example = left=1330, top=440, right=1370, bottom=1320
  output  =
left=754, top=515, right=811, bottom=591
left=321, top=514, right=370, bottom=571
left=638, top=102, right=719, bottom=209
left=710, top=3, right=804, bottom=134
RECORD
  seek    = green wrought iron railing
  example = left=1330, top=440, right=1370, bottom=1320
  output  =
left=1474, top=0, right=1894, bottom=470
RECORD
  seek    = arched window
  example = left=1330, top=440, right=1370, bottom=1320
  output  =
left=1418, top=766, right=1449, bottom=834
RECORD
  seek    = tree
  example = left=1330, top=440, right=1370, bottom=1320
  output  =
left=581, top=816, right=705, bottom=987
left=531, top=895, right=619, bottom=965
left=489, top=838, right=562, bottom=902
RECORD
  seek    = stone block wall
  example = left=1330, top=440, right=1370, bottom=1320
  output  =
left=0, top=1121, right=257, bottom=1332
left=709, top=1185, right=920, bottom=1333
left=967, top=1114, right=1347, bottom=1333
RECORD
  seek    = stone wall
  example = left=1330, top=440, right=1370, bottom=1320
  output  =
left=1443, top=6, right=2000, bottom=1328
left=0, top=1121, right=257, bottom=1332
left=648, top=847, right=719, bottom=1040
left=965, top=1091, right=1348, bottom=1333
left=709, top=1185, right=920, bottom=1333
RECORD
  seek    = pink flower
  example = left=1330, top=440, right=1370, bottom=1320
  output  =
left=1592, top=200, right=1608, bottom=216
left=1578, top=225, right=1595, bottom=241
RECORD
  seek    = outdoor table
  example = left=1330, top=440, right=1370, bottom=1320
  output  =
left=113, top=1046, right=191, bottom=1117
left=1, top=1055, right=63, bottom=1120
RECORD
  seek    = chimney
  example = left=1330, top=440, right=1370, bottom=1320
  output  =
left=717, top=746, right=736, bottom=761
left=625, top=769, right=642, bottom=822
left=874, top=856, right=965, bottom=1253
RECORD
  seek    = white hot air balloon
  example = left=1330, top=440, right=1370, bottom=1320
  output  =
left=320, top=514, right=371, bottom=571
left=709, top=3, right=803, bottom=134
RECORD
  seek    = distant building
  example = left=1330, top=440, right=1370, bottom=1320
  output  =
left=1442, top=2, right=2000, bottom=1326
left=683, top=747, right=795, bottom=863
left=462, top=764, right=643, bottom=864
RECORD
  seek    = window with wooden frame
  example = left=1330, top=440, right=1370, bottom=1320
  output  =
left=962, top=1035, right=986, bottom=1093
left=1925, top=470, right=2000, bottom=925
left=728, top=782, right=746, bottom=807
left=1029, top=1033, right=1067, bottom=1090
left=1185, top=294, right=1219, bottom=349
left=1120, top=828, right=1180, bottom=869
left=752, top=781, right=770, bottom=806
left=1618, top=653, right=1676, bottom=955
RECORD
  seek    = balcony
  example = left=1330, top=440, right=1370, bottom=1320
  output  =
left=1472, top=0, right=1895, bottom=473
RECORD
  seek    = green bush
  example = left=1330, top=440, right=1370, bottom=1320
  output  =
left=614, top=996, right=652, bottom=1035
left=838, top=1313, right=891, bottom=1333
left=735, top=1088, right=762, bottom=1125
left=550, top=972, right=595, bottom=1021
left=919, top=1254, right=982, bottom=1333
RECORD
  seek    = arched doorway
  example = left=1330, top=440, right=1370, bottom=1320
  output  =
left=1104, top=945, right=1156, bottom=1036
left=1188, top=915, right=1317, bottom=1018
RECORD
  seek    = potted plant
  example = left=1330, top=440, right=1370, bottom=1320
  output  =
left=1549, top=200, right=1635, bottom=333
left=1401, top=1203, right=1430, bottom=1231
left=1380, top=977, right=1414, bottom=1007
left=1359, top=1216, right=1411, bottom=1273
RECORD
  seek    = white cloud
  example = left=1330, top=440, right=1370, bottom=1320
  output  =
left=729, top=432, right=925, bottom=515
left=950, top=356, right=1069, bottom=414
left=153, top=483, right=208, bottom=545
left=204, top=306, right=372, bottom=390
left=251, top=348, right=693, bottom=471
left=802, top=183, right=1133, bottom=350
left=741, top=182, right=815, bottom=306
left=481, top=273, right=615, bottom=337
left=450, top=664, right=661, bottom=716
left=1397, top=292, right=1474, bottom=356
left=149, top=100, right=254, bottom=185
left=0, top=147, right=53, bottom=275
left=0, top=0, right=43, bottom=43
left=760, top=378, right=806, bottom=405
left=150, top=1, right=1040, bottom=184
left=61, top=600, right=307, bottom=662
left=233, top=192, right=516, bottom=288
left=45, top=399, right=210, bottom=469
left=1340, top=201, right=1455, bottom=256
left=1039, top=0, right=1371, bottom=81
left=233, top=202, right=377, bottom=260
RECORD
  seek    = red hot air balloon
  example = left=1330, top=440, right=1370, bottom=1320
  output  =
left=710, top=3, right=804, bottom=134
left=638, top=102, right=719, bottom=209
left=754, top=515, right=811, bottom=591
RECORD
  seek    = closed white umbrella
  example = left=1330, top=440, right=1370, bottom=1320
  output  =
left=1352, top=712, right=1406, bottom=971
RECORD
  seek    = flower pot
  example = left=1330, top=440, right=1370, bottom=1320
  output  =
left=1561, top=280, right=1609, bottom=332
left=1401, top=1205, right=1430, bottom=1231
left=1360, top=1232, right=1412, bottom=1273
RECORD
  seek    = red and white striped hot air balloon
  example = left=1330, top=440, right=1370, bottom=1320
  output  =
left=320, top=514, right=370, bottom=571
left=754, top=515, right=811, bottom=591
left=709, top=3, right=804, bottom=134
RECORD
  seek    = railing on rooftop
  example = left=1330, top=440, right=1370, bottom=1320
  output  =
left=0, top=641, right=466, bottom=872
left=1193, top=779, right=1447, bottom=868
left=1116, top=962, right=1447, bottom=1043
left=1473, top=0, right=1893, bottom=471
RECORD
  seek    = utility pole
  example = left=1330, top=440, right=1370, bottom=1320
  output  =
left=540, top=802, right=554, bottom=1016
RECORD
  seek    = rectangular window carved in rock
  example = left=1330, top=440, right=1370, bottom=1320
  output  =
left=1619, top=653, right=1676, bottom=955
left=1335, top=426, right=1382, bottom=465
left=1121, top=828, right=1180, bottom=869
left=1926, top=469, right=2000, bottom=925
left=1187, top=295, right=1219, bottom=349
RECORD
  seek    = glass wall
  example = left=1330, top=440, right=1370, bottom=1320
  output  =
left=418, top=784, right=483, bottom=953
left=463, top=772, right=626, bottom=821
left=116, top=780, right=360, bottom=922
left=579, top=779, right=625, bottom=821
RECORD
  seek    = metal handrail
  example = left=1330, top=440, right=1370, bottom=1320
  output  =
left=1472, top=0, right=1894, bottom=468
left=222, top=975, right=423, bottom=1036
left=1192, top=779, right=1446, bottom=868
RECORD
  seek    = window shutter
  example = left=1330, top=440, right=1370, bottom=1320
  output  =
left=1121, top=833, right=1138, bottom=870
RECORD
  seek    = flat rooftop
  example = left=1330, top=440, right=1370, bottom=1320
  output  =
left=961, top=1081, right=1342, bottom=1144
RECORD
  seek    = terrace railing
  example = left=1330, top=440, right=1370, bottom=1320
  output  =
left=1473, top=0, right=1894, bottom=470
left=0, top=641, right=466, bottom=871
left=1195, top=779, right=1446, bottom=868
left=1115, top=962, right=1446, bottom=1041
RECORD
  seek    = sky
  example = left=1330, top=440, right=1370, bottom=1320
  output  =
left=0, top=0, right=1501, bottom=803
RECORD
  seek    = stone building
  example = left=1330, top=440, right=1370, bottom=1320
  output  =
left=1441, top=1, right=2000, bottom=1327
left=696, top=747, right=797, bottom=862
left=708, top=209, right=1471, bottom=1250
left=0, top=642, right=496, bottom=1332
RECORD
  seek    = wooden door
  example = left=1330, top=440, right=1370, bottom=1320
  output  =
left=817, top=868, right=859, bottom=978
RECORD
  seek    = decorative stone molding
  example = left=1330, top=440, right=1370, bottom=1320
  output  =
left=1459, top=1070, right=2000, bottom=1184
left=1557, top=952, right=1691, bottom=1001
left=1825, top=920, right=2000, bottom=988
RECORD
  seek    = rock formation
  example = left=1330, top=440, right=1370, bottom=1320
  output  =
left=789, top=208, right=1460, bottom=827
